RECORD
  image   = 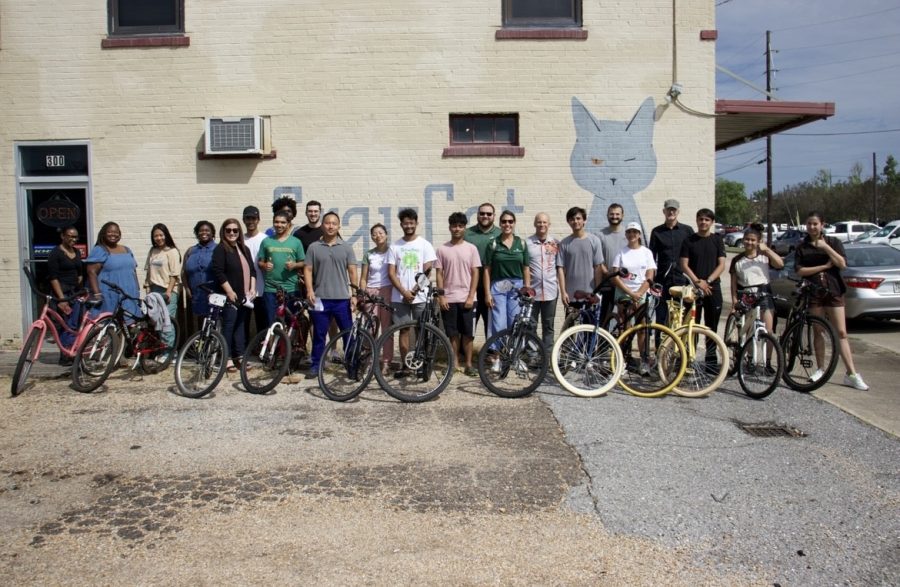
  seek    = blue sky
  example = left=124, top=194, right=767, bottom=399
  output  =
left=715, top=0, right=900, bottom=195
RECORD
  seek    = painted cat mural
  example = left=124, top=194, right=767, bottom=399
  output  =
left=570, top=97, right=658, bottom=234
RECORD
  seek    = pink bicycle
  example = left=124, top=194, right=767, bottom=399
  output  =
left=11, top=267, right=117, bottom=396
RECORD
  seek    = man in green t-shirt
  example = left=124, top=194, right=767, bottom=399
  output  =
left=464, top=201, right=501, bottom=337
left=259, top=211, right=305, bottom=325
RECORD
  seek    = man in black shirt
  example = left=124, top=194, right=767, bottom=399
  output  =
left=649, top=199, right=694, bottom=330
left=680, top=208, right=727, bottom=359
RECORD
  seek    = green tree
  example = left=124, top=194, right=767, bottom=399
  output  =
left=715, top=178, right=750, bottom=225
left=884, top=154, right=899, bottom=188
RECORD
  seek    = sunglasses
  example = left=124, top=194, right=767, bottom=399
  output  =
left=224, top=227, right=241, bottom=234
left=478, top=212, right=494, bottom=217
left=500, top=219, right=515, bottom=225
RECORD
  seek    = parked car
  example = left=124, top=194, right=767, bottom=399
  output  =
left=723, top=231, right=744, bottom=247
left=771, top=243, right=900, bottom=320
left=772, top=229, right=807, bottom=256
left=857, top=220, right=900, bottom=249
left=831, top=221, right=879, bottom=243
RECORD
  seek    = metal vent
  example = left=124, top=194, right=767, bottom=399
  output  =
left=205, top=117, right=264, bottom=154
left=737, top=422, right=807, bottom=438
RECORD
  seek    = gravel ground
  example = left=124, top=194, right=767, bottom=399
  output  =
left=540, top=375, right=900, bottom=586
left=0, top=368, right=754, bottom=585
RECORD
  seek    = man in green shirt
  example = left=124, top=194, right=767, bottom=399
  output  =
left=464, top=202, right=500, bottom=337
left=259, top=211, right=305, bottom=325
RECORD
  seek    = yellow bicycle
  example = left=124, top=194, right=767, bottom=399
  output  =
left=662, top=284, right=729, bottom=397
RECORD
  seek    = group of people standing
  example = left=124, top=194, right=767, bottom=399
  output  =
left=44, top=195, right=869, bottom=391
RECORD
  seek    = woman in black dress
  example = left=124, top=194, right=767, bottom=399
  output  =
left=47, top=225, right=83, bottom=359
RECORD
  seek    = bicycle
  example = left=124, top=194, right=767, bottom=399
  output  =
left=662, top=283, right=729, bottom=397
left=84, top=280, right=177, bottom=385
left=318, top=285, right=394, bottom=401
left=173, top=283, right=233, bottom=398
left=550, top=286, right=627, bottom=397
left=12, top=267, right=116, bottom=396
left=476, top=286, right=550, bottom=398
left=240, top=288, right=312, bottom=395
left=776, top=277, right=839, bottom=392
left=723, top=288, right=785, bottom=400
left=373, top=272, right=455, bottom=402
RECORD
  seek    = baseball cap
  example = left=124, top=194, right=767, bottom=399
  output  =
left=663, top=199, right=680, bottom=210
left=625, top=222, right=643, bottom=233
left=242, top=206, right=260, bottom=218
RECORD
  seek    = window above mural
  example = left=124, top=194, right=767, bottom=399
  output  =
left=502, top=0, right=582, bottom=28
left=444, top=114, right=524, bottom=157
left=109, top=0, right=184, bottom=35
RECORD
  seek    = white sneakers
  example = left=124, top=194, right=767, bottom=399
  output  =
left=809, top=369, right=826, bottom=383
left=843, top=373, right=869, bottom=391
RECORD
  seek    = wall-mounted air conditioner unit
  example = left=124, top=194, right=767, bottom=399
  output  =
left=204, top=116, right=271, bottom=155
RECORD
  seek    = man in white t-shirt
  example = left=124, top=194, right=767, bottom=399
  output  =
left=242, top=205, right=268, bottom=335
left=435, top=212, right=481, bottom=376
left=387, top=208, right=437, bottom=376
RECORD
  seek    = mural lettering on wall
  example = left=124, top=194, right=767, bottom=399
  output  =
left=570, top=97, right=658, bottom=234
left=277, top=185, right=524, bottom=252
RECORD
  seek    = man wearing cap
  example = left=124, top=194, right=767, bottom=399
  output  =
left=649, top=199, right=694, bottom=329
left=243, top=205, right=268, bottom=333
left=596, top=203, right=628, bottom=325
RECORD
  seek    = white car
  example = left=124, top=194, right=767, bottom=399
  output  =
left=831, top=221, right=879, bottom=242
left=858, top=220, right=900, bottom=249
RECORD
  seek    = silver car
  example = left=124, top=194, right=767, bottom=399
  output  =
left=772, top=243, right=900, bottom=320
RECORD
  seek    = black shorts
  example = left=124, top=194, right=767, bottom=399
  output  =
left=441, top=303, right=475, bottom=339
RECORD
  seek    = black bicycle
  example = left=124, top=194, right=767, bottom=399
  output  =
left=173, top=283, right=233, bottom=398
left=477, top=286, right=549, bottom=398
left=777, top=277, right=838, bottom=392
left=373, top=272, right=455, bottom=402
left=318, top=286, right=393, bottom=401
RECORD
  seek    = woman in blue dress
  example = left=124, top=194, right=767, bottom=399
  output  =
left=85, top=221, right=141, bottom=320
left=181, top=220, right=217, bottom=322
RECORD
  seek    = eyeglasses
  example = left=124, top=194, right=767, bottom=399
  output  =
left=224, top=228, right=241, bottom=234
left=478, top=211, right=494, bottom=217
left=500, top=219, right=515, bottom=225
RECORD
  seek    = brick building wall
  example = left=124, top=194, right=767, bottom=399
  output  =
left=0, top=0, right=715, bottom=340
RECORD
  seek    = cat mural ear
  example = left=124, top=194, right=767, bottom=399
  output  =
left=625, top=97, right=656, bottom=138
left=572, top=97, right=603, bottom=134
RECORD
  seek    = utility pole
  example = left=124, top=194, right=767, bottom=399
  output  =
left=765, top=30, right=774, bottom=244
left=873, top=152, right=878, bottom=224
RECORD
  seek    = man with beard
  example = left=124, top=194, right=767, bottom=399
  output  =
left=596, top=203, right=628, bottom=325
left=464, top=202, right=500, bottom=337
left=293, top=200, right=324, bottom=253
left=388, top=208, right=437, bottom=377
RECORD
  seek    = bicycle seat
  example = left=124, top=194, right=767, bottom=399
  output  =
left=84, top=298, right=103, bottom=309
left=668, top=286, right=695, bottom=301
left=573, top=290, right=600, bottom=304
left=518, top=286, right=536, bottom=298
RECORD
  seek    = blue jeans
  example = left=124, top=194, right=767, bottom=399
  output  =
left=309, top=299, right=353, bottom=372
left=221, top=304, right=248, bottom=360
left=489, top=278, right=523, bottom=340
left=58, top=300, right=83, bottom=349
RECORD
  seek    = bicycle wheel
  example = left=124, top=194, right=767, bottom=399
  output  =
left=478, top=329, right=549, bottom=398
left=374, top=322, right=454, bottom=402
left=241, top=328, right=291, bottom=394
left=11, top=328, right=42, bottom=397
left=619, top=323, right=686, bottom=398
left=737, top=332, right=784, bottom=400
left=669, top=326, right=728, bottom=398
left=551, top=325, right=624, bottom=397
left=137, top=321, right=176, bottom=374
left=723, top=313, right=740, bottom=376
left=71, top=325, right=118, bottom=393
left=780, top=315, right=838, bottom=392
left=319, top=327, right=376, bottom=401
left=175, top=330, right=228, bottom=398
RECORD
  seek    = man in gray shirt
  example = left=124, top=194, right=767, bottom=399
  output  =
left=303, top=211, right=358, bottom=377
left=596, top=203, right=628, bottom=324
left=557, top=206, right=606, bottom=308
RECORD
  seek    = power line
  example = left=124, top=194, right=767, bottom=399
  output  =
left=779, top=62, right=900, bottom=89
left=783, top=128, right=900, bottom=137
left=717, top=158, right=766, bottom=176
left=780, top=31, right=900, bottom=52
left=779, top=49, right=900, bottom=71
left=773, top=5, right=900, bottom=32
left=717, top=148, right=766, bottom=161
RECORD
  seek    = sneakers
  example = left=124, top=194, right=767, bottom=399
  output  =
left=764, top=364, right=777, bottom=377
left=463, top=366, right=478, bottom=377
left=843, top=373, right=869, bottom=391
left=639, top=360, right=651, bottom=376
left=809, top=368, right=825, bottom=383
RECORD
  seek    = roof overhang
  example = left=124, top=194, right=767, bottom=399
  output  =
left=715, top=100, right=835, bottom=151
